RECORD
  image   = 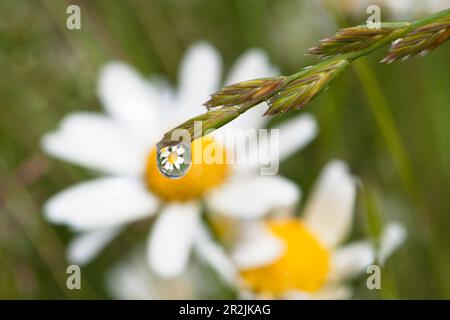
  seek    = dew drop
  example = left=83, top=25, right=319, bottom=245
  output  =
left=156, top=143, right=191, bottom=179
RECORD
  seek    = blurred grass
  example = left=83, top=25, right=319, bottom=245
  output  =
left=1, top=0, right=450, bottom=299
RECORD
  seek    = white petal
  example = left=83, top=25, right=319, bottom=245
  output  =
left=220, top=113, right=317, bottom=174
left=206, top=175, right=299, bottom=219
left=281, top=291, right=312, bottom=300
left=160, top=148, right=170, bottom=157
left=225, top=48, right=279, bottom=85
left=238, top=289, right=258, bottom=300
left=147, top=203, right=201, bottom=278
left=232, top=222, right=285, bottom=269
left=303, top=160, right=356, bottom=248
left=194, top=226, right=237, bottom=285
left=149, top=75, right=177, bottom=110
left=378, top=222, right=407, bottom=265
left=107, top=250, right=156, bottom=300
left=176, top=42, right=221, bottom=120
left=213, top=120, right=267, bottom=174
left=42, top=112, right=147, bottom=176
left=277, top=113, right=318, bottom=161
left=258, top=286, right=352, bottom=300
left=98, top=62, right=163, bottom=142
left=66, top=227, right=122, bottom=266
left=309, top=285, right=353, bottom=300
left=328, top=240, right=375, bottom=282
left=44, top=177, right=159, bottom=231
left=215, top=103, right=270, bottom=136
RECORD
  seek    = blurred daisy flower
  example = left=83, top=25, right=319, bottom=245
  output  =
left=42, top=42, right=317, bottom=278
left=198, top=160, right=407, bottom=299
left=106, top=246, right=231, bottom=300
left=106, top=248, right=194, bottom=300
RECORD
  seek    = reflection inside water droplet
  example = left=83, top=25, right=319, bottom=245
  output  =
left=156, top=143, right=191, bottom=179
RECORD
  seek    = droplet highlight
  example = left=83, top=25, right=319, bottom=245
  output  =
left=156, top=143, right=191, bottom=179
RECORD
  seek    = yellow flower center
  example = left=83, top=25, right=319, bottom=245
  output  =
left=168, top=151, right=179, bottom=165
left=145, top=138, right=229, bottom=202
left=240, top=219, right=330, bottom=295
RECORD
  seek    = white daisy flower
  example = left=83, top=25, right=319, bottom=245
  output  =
left=106, top=248, right=195, bottom=300
left=196, top=160, right=407, bottom=299
left=159, top=145, right=186, bottom=172
left=107, top=246, right=229, bottom=300
left=42, top=42, right=318, bottom=278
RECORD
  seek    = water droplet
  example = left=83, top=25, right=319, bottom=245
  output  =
left=156, top=143, right=191, bottom=179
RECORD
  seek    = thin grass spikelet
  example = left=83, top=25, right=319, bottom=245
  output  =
left=307, top=24, right=406, bottom=59
left=204, top=77, right=287, bottom=110
left=264, top=59, right=349, bottom=116
left=381, top=16, right=450, bottom=63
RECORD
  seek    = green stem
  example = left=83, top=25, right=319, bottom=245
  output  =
left=351, top=8, right=450, bottom=61
left=353, top=60, right=422, bottom=204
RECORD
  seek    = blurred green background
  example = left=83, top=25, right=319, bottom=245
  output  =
left=1, top=0, right=449, bottom=299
